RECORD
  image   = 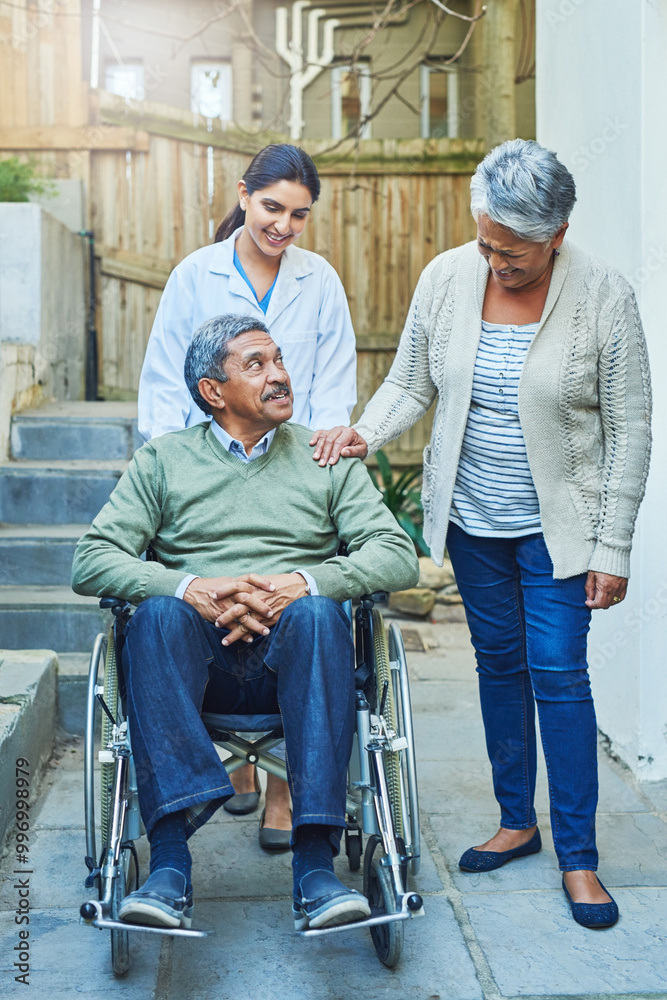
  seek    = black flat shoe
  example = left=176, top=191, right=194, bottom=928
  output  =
left=562, top=875, right=619, bottom=928
left=459, top=828, right=542, bottom=872
left=258, top=807, right=292, bottom=852
left=223, top=768, right=261, bottom=815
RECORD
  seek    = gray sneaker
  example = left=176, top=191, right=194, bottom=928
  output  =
left=293, top=869, right=370, bottom=930
left=119, top=868, right=194, bottom=928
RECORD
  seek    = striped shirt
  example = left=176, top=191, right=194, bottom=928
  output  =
left=450, top=320, right=541, bottom=537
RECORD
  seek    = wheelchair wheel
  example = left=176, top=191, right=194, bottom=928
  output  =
left=363, top=834, right=404, bottom=968
left=345, top=828, right=362, bottom=872
left=110, top=847, right=136, bottom=977
left=84, top=631, right=107, bottom=870
left=85, top=628, right=136, bottom=976
left=373, top=611, right=422, bottom=876
left=99, top=636, right=136, bottom=975
left=387, top=622, right=421, bottom=877
left=371, top=610, right=403, bottom=833
left=100, top=634, right=119, bottom=844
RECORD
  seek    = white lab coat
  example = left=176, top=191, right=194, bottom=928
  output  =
left=138, top=229, right=357, bottom=440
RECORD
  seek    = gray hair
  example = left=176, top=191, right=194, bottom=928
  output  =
left=184, top=314, right=270, bottom=415
left=470, top=139, right=576, bottom=244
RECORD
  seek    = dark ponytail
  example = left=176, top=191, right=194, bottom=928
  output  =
left=214, top=143, right=320, bottom=243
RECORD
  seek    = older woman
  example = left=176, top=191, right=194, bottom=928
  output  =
left=310, top=139, right=652, bottom=928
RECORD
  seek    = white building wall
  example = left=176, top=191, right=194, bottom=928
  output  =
left=536, top=0, right=667, bottom=780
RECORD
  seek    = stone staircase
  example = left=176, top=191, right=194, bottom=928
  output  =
left=0, top=401, right=141, bottom=655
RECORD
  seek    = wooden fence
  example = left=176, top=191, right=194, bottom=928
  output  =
left=0, top=1, right=481, bottom=464
left=89, top=94, right=481, bottom=462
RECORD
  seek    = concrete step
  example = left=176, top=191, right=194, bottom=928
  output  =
left=0, top=524, right=86, bottom=585
left=0, top=587, right=110, bottom=652
left=0, top=649, right=57, bottom=846
left=0, top=460, right=125, bottom=524
left=56, top=652, right=92, bottom=735
left=10, top=400, right=142, bottom=460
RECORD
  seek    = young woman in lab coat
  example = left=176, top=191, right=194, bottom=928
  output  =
left=138, top=143, right=356, bottom=440
left=137, top=144, right=357, bottom=850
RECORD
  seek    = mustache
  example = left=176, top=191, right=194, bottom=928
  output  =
left=261, top=383, right=292, bottom=401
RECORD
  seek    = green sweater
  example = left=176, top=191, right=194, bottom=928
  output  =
left=71, top=422, right=419, bottom=604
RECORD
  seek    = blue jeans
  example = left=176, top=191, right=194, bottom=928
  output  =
left=446, top=523, right=598, bottom=871
left=121, top=595, right=355, bottom=848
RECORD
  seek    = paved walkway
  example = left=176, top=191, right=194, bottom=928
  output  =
left=1, top=621, right=666, bottom=999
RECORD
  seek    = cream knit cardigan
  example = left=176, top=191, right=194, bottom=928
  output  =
left=355, top=240, right=652, bottom=579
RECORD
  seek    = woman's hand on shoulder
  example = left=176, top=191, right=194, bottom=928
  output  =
left=585, top=571, right=628, bottom=610
left=309, top=426, right=368, bottom=466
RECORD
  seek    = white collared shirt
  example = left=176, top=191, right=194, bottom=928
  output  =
left=174, top=422, right=318, bottom=600
left=138, top=229, right=357, bottom=440
left=210, top=422, right=276, bottom=462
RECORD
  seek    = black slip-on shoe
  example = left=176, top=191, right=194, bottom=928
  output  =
left=118, top=868, right=194, bottom=928
left=258, top=808, right=292, bottom=852
left=459, top=828, right=542, bottom=872
left=292, top=869, right=371, bottom=930
left=562, top=875, right=619, bottom=928
left=223, top=769, right=262, bottom=815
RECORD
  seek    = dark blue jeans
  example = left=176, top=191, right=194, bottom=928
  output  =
left=121, top=595, right=355, bottom=849
left=446, top=523, right=598, bottom=871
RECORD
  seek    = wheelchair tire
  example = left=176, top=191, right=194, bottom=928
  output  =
left=85, top=631, right=108, bottom=870
left=371, top=610, right=403, bottom=835
left=345, top=829, right=362, bottom=872
left=363, top=834, right=404, bottom=968
left=387, top=622, right=421, bottom=877
left=100, top=632, right=120, bottom=848
left=110, top=848, right=135, bottom=977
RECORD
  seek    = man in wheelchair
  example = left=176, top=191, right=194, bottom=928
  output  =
left=72, top=314, right=418, bottom=933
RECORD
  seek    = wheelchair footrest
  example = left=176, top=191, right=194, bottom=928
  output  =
left=297, top=900, right=424, bottom=938
left=83, top=915, right=209, bottom=938
left=80, top=900, right=210, bottom=938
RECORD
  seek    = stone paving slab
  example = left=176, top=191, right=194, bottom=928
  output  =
left=418, top=749, right=649, bottom=819
left=413, top=705, right=490, bottom=761
left=0, top=909, right=160, bottom=996
left=595, top=812, right=667, bottom=887
left=1, top=621, right=666, bottom=998
left=28, top=767, right=87, bottom=830
left=429, top=813, right=563, bottom=894
left=431, top=812, right=667, bottom=896
left=191, top=817, right=444, bottom=901
left=165, top=897, right=483, bottom=1000
left=463, top=887, right=667, bottom=997
left=0, top=826, right=93, bottom=910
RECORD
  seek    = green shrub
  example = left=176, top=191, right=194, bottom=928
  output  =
left=368, top=449, right=430, bottom=556
left=0, top=157, right=54, bottom=202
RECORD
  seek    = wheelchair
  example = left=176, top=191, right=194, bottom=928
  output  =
left=80, top=591, right=423, bottom=974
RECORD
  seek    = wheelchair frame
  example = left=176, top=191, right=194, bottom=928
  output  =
left=80, top=593, right=423, bottom=973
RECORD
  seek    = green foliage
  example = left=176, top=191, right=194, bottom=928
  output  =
left=0, top=158, right=55, bottom=203
left=368, top=449, right=430, bottom=556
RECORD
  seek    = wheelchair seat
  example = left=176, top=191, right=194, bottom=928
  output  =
left=202, top=713, right=283, bottom=735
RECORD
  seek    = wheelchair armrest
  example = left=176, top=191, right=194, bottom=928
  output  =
left=99, top=597, right=132, bottom=618
left=360, top=591, right=388, bottom=608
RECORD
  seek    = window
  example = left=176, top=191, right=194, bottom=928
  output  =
left=105, top=62, right=145, bottom=100
left=191, top=61, right=232, bottom=121
left=420, top=63, right=458, bottom=139
left=331, top=63, right=371, bottom=140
